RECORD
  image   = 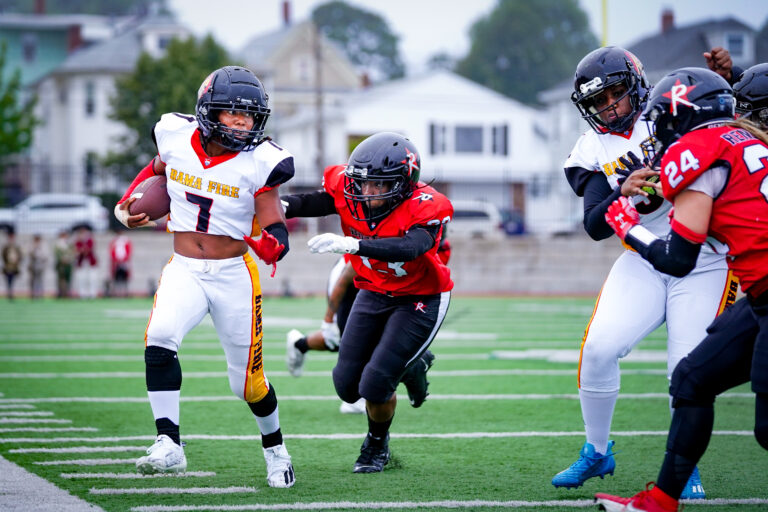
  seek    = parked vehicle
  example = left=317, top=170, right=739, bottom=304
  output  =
left=448, top=200, right=503, bottom=238
left=0, top=193, right=110, bottom=234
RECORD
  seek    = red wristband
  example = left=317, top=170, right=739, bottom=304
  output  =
left=670, top=218, right=707, bottom=244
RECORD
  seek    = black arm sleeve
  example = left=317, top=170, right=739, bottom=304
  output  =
left=263, top=222, right=289, bottom=261
left=357, top=225, right=440, bottom=262
left=625, top=229, right=701, bottom=278
left=582, top=171, right=623, bottom=241
left=281, top=191, right=336, bottom=218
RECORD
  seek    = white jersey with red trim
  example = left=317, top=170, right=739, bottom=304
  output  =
left=154, top=113, right=294, bottom=238
left=564, top=118, right=673, bottom=237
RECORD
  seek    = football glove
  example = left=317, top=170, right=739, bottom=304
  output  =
left=605, top=196, right=640, bottom=241
left=307, top=233, right=359, bottom=255
left=244, top=231, right=285, bottom=278
left=615, top=151, right=645, bottom=184
left=320, top=320, right=341, bottom=350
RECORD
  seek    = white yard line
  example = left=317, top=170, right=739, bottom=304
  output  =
left=10, top=446, right=146, bottom=454
left=0, top=427, right=97, bottom=433
left=90, top=486, right=256, bottom=495
left=0, top=455, right=104, bottom=512
left=0, top=404, right=35, bottom=409
left=0, top=411, right=53, bottom=416
left=61, top=471, right=216, bottom=479
left=34, top=458, right=136, bottom=466
left=0, top=430, right=753, bottom=444
left=0, top=418, right=71, bottom=424
left=128, top=498, right=768, bottom=511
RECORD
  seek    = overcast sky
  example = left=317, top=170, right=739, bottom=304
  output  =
left=167, top=0, right=768, bottom=73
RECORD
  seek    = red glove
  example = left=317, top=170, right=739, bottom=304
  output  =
left=605, top=196, right=640, bottom=241
left=244, top=231, right=285, bottom=278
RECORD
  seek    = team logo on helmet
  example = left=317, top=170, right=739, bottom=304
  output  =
left=624, top=51, right=644, bottom=75
left=403, top=149, right=419, bottom=176
left=662, top=80, right=700, bottom=116
left=197, top=73, right=214, bottom=99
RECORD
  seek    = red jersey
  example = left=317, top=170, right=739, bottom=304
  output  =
left=323, top=165, right=453, bottom=296
left=661, top=125, right=768, bottom=294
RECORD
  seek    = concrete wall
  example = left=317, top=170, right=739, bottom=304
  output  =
left=1, top=230, right=624, bottom=299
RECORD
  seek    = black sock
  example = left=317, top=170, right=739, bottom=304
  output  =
left=295, top=337, right=309, bottom=354
left=155, top=417, right=180, bottom=445
left=262, top=428, right=283, bottom=449
left=367, top=414, right=393, bottom=443
left=657, top=403, right=714, bottom=498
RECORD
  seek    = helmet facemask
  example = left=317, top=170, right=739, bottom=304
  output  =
left=343, top=165, right=409, bottom=223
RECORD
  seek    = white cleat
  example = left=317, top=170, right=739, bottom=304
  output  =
left=285, top=329, right=305, bottom=377
left=339, top=398, right=367, bottom=414
left=136, top=435, right=187, bottom=474
left=263, top=443, right=295, bottom=488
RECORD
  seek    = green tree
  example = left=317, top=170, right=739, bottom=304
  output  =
left=0, top=41, right=37, bottom=201
left=105, top=35, right=230, bottom=174
left=311, top=0, right=405, bottom=81
left=456, top=0, right=598, bottom=105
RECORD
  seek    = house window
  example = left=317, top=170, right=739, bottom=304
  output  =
left=22, top=33, right=37, bottom=62
left=158, top=36, right=172, bottom=50
left=726, top=33, right=744, bottom=58
left=455, top=125, right=483, bottom=153
left=429, top=123, right=447, bottom=155
left=85, top=81, right=95, bottom=116
left=85, top=152, right=97, bottom=186
left=492, top=124, right=508, bottom=155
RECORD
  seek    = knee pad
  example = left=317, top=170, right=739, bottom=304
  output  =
left=755, top=393, right=768, bottom=451
left=359, top=365, right=396, bottom=404
left=247, top=384, right=277, bottom=418
left=669, top=358, right=715, bottom=407
left=332, top=365, right=361, bottom=404
left=145, top=346, right=181, bottom=391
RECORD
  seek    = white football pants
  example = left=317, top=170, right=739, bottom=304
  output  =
left=145, top=252, right=271, bottom=402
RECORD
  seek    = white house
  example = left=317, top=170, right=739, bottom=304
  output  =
left=275, top=70, right=558, bottom=233
left=29, top=12, right=190, bottom=195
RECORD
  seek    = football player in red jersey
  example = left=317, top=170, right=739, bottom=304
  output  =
left=113, top=66, right=296, bottom=488
left=281, top=132, right=453, bottom=473
left=598, top=67, right=768, bottom=512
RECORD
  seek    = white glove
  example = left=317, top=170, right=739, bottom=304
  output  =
left=307, top=233, right=359, bottom=254
left=320, top=320, right=340, bottom=350
left=113, top=201, right=156, bottom=229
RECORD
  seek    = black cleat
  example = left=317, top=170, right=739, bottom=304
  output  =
left=401, top=350, right=435, bottom=408
left=353, top=434, right=390, bottom=473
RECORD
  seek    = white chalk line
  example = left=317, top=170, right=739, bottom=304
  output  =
left=0, top=392, right=754, bottom=406
left=35, top=457, right=136, bottom=466
left=90, top=486, right=257, bottom=495
left=0, top=353, right=492, bottom=362
left=128, top=498, right=768, bottom=511
left=0, top=404, right=35, bottom=409
left=0, top=411, right=53, bottom=416
left=10, top=445, right=146, bottom=454
left=0, top=427, right=97, bottom=433
left=0, top=418, right=71, bottom=424
left=0, top=369, right=669, bottom=379
left=0, top=430, right=754, bottom=445
left=61, top=471, right=216, bottom=479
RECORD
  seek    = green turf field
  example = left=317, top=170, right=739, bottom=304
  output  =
left=0, top=296, right=763, bottom=511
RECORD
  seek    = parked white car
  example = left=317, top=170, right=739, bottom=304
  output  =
left=448, top=199, right=503, bottom=238
left=0, top=193, right=110, bottom=234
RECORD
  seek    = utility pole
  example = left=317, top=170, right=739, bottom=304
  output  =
left=314, top=22, right=324, bottom=178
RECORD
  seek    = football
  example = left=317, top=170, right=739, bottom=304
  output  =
left=128, top=175, right=171, bottom=220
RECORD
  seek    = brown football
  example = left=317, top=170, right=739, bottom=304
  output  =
left=128, top=175, right=171, bottom=220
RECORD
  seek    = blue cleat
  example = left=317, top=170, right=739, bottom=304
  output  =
left=551, top=440, right=616, bottom=489
left=679, top=466, right=705, bottom=499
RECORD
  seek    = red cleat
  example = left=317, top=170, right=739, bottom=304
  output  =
left=595, top=483, right=679, bottom=512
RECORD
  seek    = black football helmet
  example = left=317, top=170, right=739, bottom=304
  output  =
left=641, top=67, right=735, bottom=164
left=733, top=63, right=768, bottom=130
left=196, top=66, right=270, bottom=152
left=571, top=46, right=651, bottom=134
left=344, top=132, right=421, bottom=223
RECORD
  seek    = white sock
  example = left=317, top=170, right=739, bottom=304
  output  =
left=579, top=388, right=618, bottom=455
left=254, top=405, right=280, bottom=436
left=147, top=390, right=180, bottom=425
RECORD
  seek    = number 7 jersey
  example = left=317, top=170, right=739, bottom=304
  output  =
left=154, top=113, right=294, bottom=238
left=323, top=165, right=454, bottom=296
left=660, top=124, right=768, bottom=294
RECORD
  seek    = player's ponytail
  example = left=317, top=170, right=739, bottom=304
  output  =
left=727, top=117, right=768, bottom=146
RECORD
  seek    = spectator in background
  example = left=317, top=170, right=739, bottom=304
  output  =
left=74, top=226, right=98, bottom=298
left=109, top=229, right=132, bottom=297
left=2, top=229, right=22, bottom=300
left=27, top=234, right=48, bottom=299
left=54, top=230, right=75, bottom=298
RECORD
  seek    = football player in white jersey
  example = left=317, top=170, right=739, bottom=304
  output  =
left=551, top=48, right=735, bottom=498
left=114, top=66, right=295, bottom=488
